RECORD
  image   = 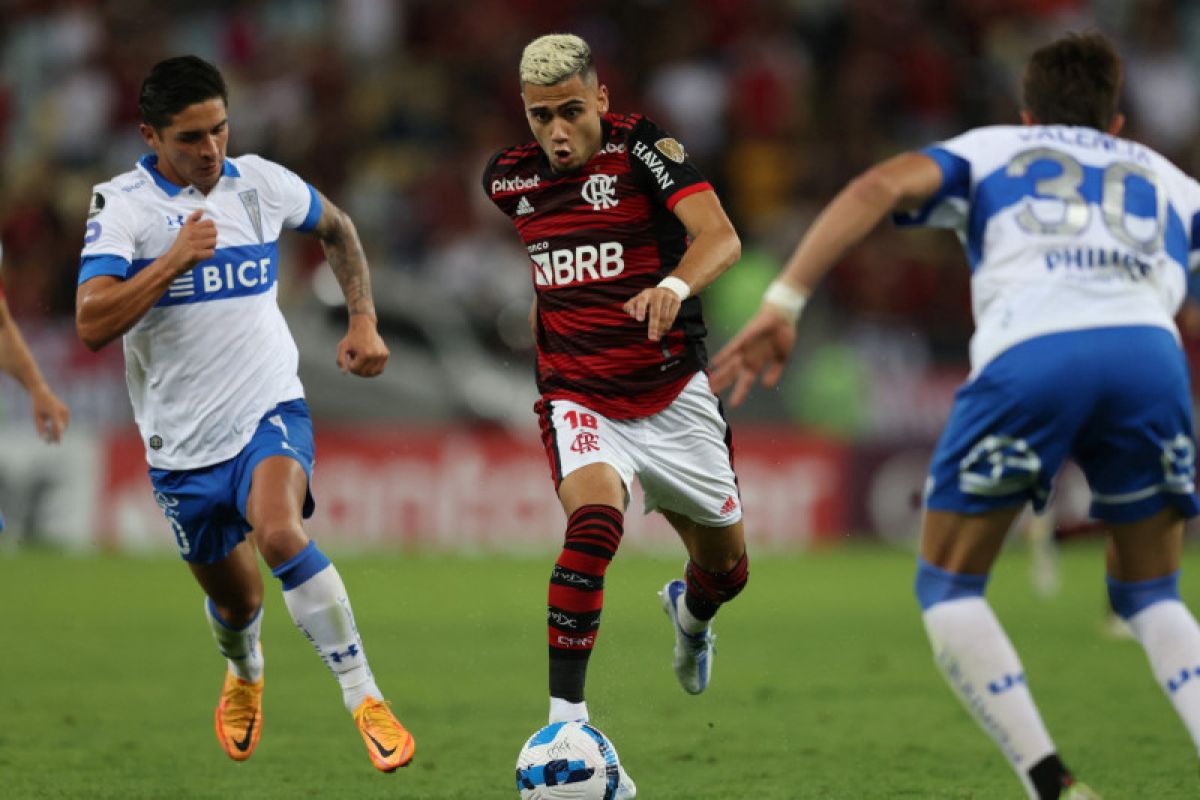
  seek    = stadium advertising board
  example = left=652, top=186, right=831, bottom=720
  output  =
left=89, top=425, right=847, bottom=552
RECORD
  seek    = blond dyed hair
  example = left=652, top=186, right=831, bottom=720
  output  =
left=519, top=33, right=595, bottom=87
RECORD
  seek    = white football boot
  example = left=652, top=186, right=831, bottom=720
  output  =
left=659, top=579, right=714, bottom=695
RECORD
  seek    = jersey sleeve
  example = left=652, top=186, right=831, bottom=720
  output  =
left=78, top=186, right=138, bottom=284
left=244, top=155, right=323, bottom=232
left=892, top=132, right=976, bottom=233
left=481, top=150, right=501, bottom=197
left=626, top=117, right=712, bottom=211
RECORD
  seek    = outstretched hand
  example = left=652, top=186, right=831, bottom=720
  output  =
left=710, top=307, right=798, bottom=407
left=337, top=314, right=389, bottom=377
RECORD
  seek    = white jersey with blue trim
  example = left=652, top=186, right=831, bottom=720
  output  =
left=897, top=124, right=1200, bottom=375
left=78, top=153, right=322, bottom=470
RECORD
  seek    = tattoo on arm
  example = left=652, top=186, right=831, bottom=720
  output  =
left=313, top=193, right=376, bottom=317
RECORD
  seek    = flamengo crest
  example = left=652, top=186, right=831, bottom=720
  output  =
left=581, top=174, right=619, bottom=211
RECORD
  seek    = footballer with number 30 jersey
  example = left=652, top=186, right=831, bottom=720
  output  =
left=487, top=34, right=749, bottom=800
left=713, top=33, right=1200, bottom=799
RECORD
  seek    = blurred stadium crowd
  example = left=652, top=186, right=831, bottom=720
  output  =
left=3, top=0, right=1200, bottom=436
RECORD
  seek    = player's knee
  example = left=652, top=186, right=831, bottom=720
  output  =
left=914, top=558, right=988, bottom=611
left=685, top=552, right=749, bottom=605
left=561, top=504, right=624, bottom=563
left=1106, top=571, right=1180, bottom=620
left=254, top=522, right=307, bottom=565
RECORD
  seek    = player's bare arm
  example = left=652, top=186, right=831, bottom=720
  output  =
left=623, top=190, right=741, bottom=341
left=711, top=152, right=942, bottom=406
left=0, top=297, right=69, bottom=442
left=75, top=208, right=217, bottom=351
left=309, top=191, right=389, bottom=377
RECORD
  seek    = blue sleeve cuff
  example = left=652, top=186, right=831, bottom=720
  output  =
left=78, top=254, right=131, bottom=284
left=893, top=146, right=970, bottom=228
left=295, top=184, right=323, bottom=232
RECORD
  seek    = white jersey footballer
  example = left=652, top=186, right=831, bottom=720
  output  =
left=79, top=153, right=318, bottom=469
left=896, top=124, right=1200, bottom=374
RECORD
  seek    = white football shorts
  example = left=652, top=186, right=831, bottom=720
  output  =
left=536, top=371, right=742, bottom=528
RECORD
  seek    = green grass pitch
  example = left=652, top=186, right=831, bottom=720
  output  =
left=2, top=542, right=1199, bottom=798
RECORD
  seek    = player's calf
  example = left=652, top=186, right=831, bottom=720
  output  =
left=1108, top=571, right=1200, bottom=754
left=916, top=558, right=1089, bottom=799
left=547, top=504, right=624, bottom=722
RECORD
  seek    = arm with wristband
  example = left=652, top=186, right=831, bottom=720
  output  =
left=710, top=150, right=944, bottom=407
left=623, top=189, right=741, bottom=341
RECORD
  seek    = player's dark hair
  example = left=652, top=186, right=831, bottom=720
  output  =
left=1022, top=32, right=1122, bottom=130
left=139, top=55, right=227, bottom=129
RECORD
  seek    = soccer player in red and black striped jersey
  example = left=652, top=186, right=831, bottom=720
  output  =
left=485, top=35, right=748, bottom=787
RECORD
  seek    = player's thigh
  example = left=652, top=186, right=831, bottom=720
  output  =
left=638, top=372, right=742, bottom=527
left=921, top=506, right=1024, bottom=574
left=235, top=399, right=317, bottom=565
left=245, top=455, right=308, bottom=526
left=558, top=462, right=627, bottom=516
left=1106, top=507, right=1186, bottom=582
left=536, top=397, right=636, bottom=516
left=662, top=509, right=745, bottom=572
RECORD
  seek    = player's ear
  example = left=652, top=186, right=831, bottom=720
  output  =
left=1107, top=112, right=1125, bottom=137
left=596, top=84, right=609, bottom=116
left=138, top=123, right=158, bottom=148
left=1019, top=110, right=1036, bottom=126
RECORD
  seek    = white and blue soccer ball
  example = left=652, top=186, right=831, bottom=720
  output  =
left=515, top=721, right=621, bottom=799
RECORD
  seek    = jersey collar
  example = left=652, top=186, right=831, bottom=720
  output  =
left=136, top=154, right=241, bottom=197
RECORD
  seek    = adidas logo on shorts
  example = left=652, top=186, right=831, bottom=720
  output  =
left=719, top=495, right=738, bottom=515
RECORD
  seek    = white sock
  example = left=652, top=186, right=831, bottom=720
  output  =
left=923, top=597, right=1055, bottom=799
left=549, top=697, right=589, bottom=723
left=282, top=564, right=381, bottom=712
left=1128, top=600, right=1200, bottom=754
left=204, top=598, right=264, bottom=682
left=675, top=591, right=709, bottom=635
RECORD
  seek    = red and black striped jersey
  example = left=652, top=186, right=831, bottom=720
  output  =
left=483, top=113, right=714, bottom=419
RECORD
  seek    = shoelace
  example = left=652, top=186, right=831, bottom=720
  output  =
left=222, top=682, right=259, bottom=729
left=358, top=700, right=403, bottom=744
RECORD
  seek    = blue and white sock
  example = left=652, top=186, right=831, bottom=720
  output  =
left=916, top=559, right=1056, bottom=799
left=204, top=598, right=264, bottom=682
left=1110, top=572, right=1200, bottom=754
left=274, top=541, right=381, bottom=712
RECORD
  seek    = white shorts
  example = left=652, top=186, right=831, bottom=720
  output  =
left=536, top=372, right=742, bottom=528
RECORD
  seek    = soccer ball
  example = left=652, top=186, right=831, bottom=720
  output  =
left=515, top=721, right=621, bottom=799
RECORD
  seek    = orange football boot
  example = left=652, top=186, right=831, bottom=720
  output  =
left=214, top=670, right=264, bottom=761
left=353, top=697, right=415, bottom=772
